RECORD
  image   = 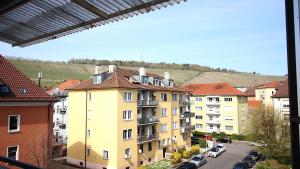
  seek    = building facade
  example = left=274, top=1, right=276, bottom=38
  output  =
left=255, top=81, right=282, bottom=105
left=66, top=66, right=194, bottom=169
left=0, top=55, right=56, bottom=168
left=186, top=83, right=248, bottom=135
left=272, top=80, right=290, bottom=120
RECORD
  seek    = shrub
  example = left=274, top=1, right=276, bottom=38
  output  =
left=256, top=160, right=290, bottom=169
left=231, top=134, right=238, bottom=140
left=219, top=132, right=226, bottom=138
left=190, top=145, right=200, bottom=155
left=192, top=131, right=205, bottom=137
left=137, top=167, right=147, bottom=169
left=237, top=134, right=246, bottom=141
left=170, top=152, right=182, bottom=165
left=198, top=138, right=207, bottom=148
left=177, top=147, right=186, bottom=156
left=211, top=132, right=218, bottom=138
left=182, top=150, right=192, bottom=159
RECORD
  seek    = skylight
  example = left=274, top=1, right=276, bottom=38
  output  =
left=0, top=84, right=11, bottom=96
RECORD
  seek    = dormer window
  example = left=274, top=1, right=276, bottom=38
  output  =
left=19, top=88, right=27, bottom=95
left=141, top=76, right=148, bottom=84
left=169, top=80, right=174, bottom=87
left=0, top=84, right=11, bottom=96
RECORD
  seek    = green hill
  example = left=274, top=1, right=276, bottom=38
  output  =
left=7, top=57, right=286, bottom=88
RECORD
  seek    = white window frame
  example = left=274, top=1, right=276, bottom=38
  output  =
left=7, top=145, right=19, bottom=160
left=87, top=129, right=91, bottom=138
left=161, top=108, right=167, bottom=117
left=87, top=147, right=91, bottom=156
left=160, top=124, right=168, bottom=132
left=103, top=150, right=109, bottom=160
left=172, top=108, right=177, bottom=116
left=195, top=97, right=202, bottom=102
left=196, top=115, right=202, bottom=120
left=8, top=115, right=20, bottom=133
left=224, top=97, right=233, bottom=102
left=196, top=124, right=203, bottom=129
left=123, top=129, right=133, bottom=140
left=172, top=121, right=178, bottom=130
left=195, top=106, right=202, bottom=111
left=124, top=148, right=131, bottom=158
left=123, top=92, right=133, bottom=102
left=123, top=110, right=133, bottom=120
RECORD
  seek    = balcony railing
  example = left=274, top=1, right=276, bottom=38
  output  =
left=137, top=100, right=158, bottom=107
left=180, top=125, right=195, bottom=133
left=179, top=100, right=191, bottom=106
left=206, top=120, right=221, bottom=124
left=206, top=101, right=221, bottom=105
left=179, top=112, right=195, bottom=118
left=138, top=116, right=159, bottom=125
left=206, top=110, right=221, bottom=115
left=137, top=133, right=159, bottom=144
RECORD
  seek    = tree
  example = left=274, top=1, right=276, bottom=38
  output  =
left=246, top=105, right=291, bottom=165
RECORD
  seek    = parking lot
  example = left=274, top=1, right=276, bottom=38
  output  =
left=200, top=141, right=252, bottom=169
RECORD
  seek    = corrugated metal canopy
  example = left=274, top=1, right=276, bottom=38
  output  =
left=0, top=0, right=186, bottom=47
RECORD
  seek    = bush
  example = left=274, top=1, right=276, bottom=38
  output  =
left=256, top=160, right=290, bottom=169
left=198, top=138, right=207, bottom=148
left=219, top=132, right=226, bottom=138
left=170, top=152, right=182, bottom=165
left=190, top=145, right=200, bottom=155
left=137, top=167, right=147, bottom=169
left=237, top=134, right=246, bottom=141
left=211, top=132, right=218, bottom=138
left=182, top=150, right=192, bottom=159
left=193, top=131, right=205, bottom=137
left=177, top=147, right=186, bottom=156
left=231, top=134, right=238, bottom=140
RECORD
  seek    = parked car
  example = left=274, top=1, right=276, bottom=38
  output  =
left=232, top=162, right=250, bottom=169
left=190, top=154, right=207, bottom=167
left=216, top=143, right=226, bottom=153
left=177, top=162, right=198, bottom=169
left=242, top=155, right=256, bottom=168
left=208, top=147, right=221, bottom=158
left=191, top=136, right=201, bottom=145
left=201, top=134, right=213, bottom=141
left=216, top=136, right=232, bottom=143
left=248, top=150, right=262, bottom=161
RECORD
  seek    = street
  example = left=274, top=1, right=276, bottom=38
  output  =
left=200, top=141, right=252, bottom=169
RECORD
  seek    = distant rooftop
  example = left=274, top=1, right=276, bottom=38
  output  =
left=185, top=83, right=246, bottom=96
left=0, top=55, right=56, bottom=102
left=272, top=80, right=289, bottom=98
left=244, top=87, right=255, bottom=97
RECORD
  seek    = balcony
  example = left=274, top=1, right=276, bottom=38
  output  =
left=180, top=125, right=195, bottom=133
left=138, top=116, right=159, bottom=125
left=206, top=101, right=221, bottom=106
left=206, top=119, right=221, bottom=124
left=137, top=100, right=158, bottom=107
left=206, top=110, right=221, bottom=115
left=179, top=100, right=191, bottom=106
left=137, top=133, right=159, bottom=144
left=179, top=112, right=195, bottom=118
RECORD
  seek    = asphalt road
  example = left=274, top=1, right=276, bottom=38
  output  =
left=199, top=141, right=252, bottom=169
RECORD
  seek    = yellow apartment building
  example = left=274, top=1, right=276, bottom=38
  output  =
left=186, top=83, right=248, bottom=135
left=255, top=81, right=283, bottom=105
left=66, top=66, right=194, bottom=169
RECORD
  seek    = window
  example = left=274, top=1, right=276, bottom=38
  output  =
left=160, top=93, right=167, bottom=101
left=209, top=116, right=213, bottom=121
left=123, top=110, right=132, bottom=120
left=8, top=115, right=20, bottom=132
left=225, top=126, right=233, bottom=131
left=224, top=97, right=233, bottom=102
left=195, top=97, right=202, bottom=102
left=87, top=147, right=91, bottom=156
left=125, top=148, right=131, bottom=158
left=216, top=97, right=220, bottom=102
left=225, top=116, right=233, bottom=121
left=172, top=108, right=177, bottom=115
left=172, top=94, right=177, bottom=101
left=195, top=106, right=202, bottom=111
left=19, top=88, right=27, bottom=95
left=0, top=84, right=11, bottom=96
left=172, top=122, right=178, bottom=129
left=103, top=150, right=108, bottom=159
left=196, top=115, right=202, bottom=119
left=87, top=129, right=91, bottom=138
left=140, top=161, right=144, bottom=165
left=161, top=108, right=167, bottom=117
left=148, top=158, right=152, bottom=163
left=141, top=76, right=148, bottom=84
left=7, top=146, right=18, bottom=160
left=88, top=92, right=92, bottom=101
left=160, top=124, right=167, bottom=132
left=139, top=144, right=143, bottom=153
left=148, top=143, right=152, bottom=151
left=87, top=110, right=92, bottom=120
left=123, top=92, right=133, bottom=102
left=208, top=98, right=213, bottom=102
left=196, top=124, right=203, bottom=129
left=123, top=129, right=132, bottom=140
left=210, top=125, right=213, bottom=130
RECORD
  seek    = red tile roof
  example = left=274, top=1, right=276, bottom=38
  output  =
left=57, top=79, right=81, bottom=91
left=0, top=55, right=56, bottom=102
left=256, top=80, right=284, bottom=89
left=272, top=80, right=289, bottom=98
left=185, top=83, right=246, bottom=96
left=248, top=100, right=262, bottom=108
left=70, top=68, right=189, bottom=92
left=244, top=87, right=255, bottom=97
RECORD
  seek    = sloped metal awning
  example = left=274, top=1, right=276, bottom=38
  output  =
left=0, top=0, right=186, bottom=47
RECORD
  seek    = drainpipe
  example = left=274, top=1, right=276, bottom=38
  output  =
left=84, top=90, right=88, bottom=168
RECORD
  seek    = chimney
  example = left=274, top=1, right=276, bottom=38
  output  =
left=108, top=65, right=116, bottom=73
left=139, top=67, right=146, bottom=76
left=94, top=66, right=101, bottom=74
left=164, top=72, right=170, bottom=80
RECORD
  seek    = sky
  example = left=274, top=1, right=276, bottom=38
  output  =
left=0, top=0, right=287, bottom=75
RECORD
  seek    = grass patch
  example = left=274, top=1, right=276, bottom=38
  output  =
left=146, top=159, right=171, bottom=169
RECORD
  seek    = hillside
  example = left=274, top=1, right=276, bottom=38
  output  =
left=7, top=57, right=286, bottom=88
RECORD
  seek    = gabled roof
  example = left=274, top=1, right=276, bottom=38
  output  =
left=244, top=87, right=255, bottom=97
left=0, top=55, right=56, bottom=102
left=256, top=80, right=283, bottom=89
left=70, top=67, right=188, bottom=92
left=57, top=79, right=82, bottom=91
left=248, top=100, right=262, bottom=109
left=272, top=80, right=289, bottom=98
left=185, top=83, right=246, bottom=96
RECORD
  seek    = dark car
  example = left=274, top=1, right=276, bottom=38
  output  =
left=177, top=162, right=198, bottom=169
left=248, top=150, right=262, bottom=161
left=233, top=162, right=250, bottom=169
left=216, top=136, right=232, bottom=143
left=191, top=136, right=200, bottom=145
left=242, top=155, right=256, bottom=168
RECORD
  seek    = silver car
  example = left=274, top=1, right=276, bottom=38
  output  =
left=190, top=154, right=207, bottom=167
